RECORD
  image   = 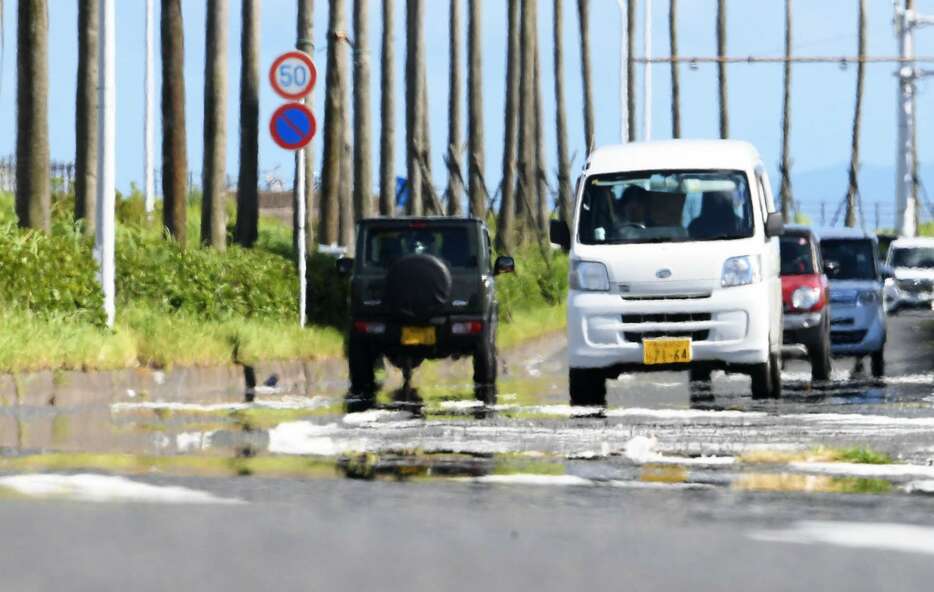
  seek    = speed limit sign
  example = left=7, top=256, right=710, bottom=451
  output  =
left=269, top=51, right=317, bottom=100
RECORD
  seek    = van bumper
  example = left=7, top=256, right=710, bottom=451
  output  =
left=567, top=283, right=772, bottom=370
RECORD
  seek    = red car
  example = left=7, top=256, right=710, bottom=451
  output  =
left=780, top=226, right=832, bottom=381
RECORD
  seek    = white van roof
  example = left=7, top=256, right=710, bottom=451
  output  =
left=584, top=140, right=762, bottom=176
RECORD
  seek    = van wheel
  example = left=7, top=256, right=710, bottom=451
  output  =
left=347, top=338, right=376, bottom=412
left=751, top=352, right=782, bottom=399
left=689, top=367, right=713, bottom=398
left=473, top=328, right=497, bottom=406
left=569, top=368, right=607, bottom=407
left=871, top=349, right=885, bottom=378
left=808, top=328, right=833, bottom=382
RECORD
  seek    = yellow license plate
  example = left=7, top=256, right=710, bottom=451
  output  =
left=401, top=326, right=436, bottom=346
left=643, top=337, right=692, bottom=365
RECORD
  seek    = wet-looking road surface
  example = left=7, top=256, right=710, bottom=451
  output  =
left=1, top=312, right=933, bottom=591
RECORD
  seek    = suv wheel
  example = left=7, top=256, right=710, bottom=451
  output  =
left=808, top=323, right=833, bottom=382
left=473, top=326, right=497, bottom=406
left=871, top=349, right=885, bottom=378
left=751, top=351, right=782, bottom=399
left=347, top=338, right=377, bottom=412
left=569, top=368, right=606, bottom=407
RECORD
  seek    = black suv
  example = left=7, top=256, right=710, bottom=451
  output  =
left=337, top=218, right=515, bottom=411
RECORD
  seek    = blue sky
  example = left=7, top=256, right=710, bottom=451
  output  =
left=2, top=0, right=934, bottom=218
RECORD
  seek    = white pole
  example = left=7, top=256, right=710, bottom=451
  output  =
left=144, top=0, right=155, bottom=214
left=896, top=5, right=917, bottom=237
left=616, top=0, right=629, bottom=143
left=643, top=0, right=652, bottom=141
left=296, top=114, right=308, bottom=328
left=95, top=0, right=116, bottom=328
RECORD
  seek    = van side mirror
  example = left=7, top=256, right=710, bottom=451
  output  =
left=336, top=257, right=354, bottom=276
left=880, top=264, right=894, bottom=281
left=550, top=219, right=571, bottom=252
left=765, top=213, right=785, bottom=238
left=494, top=256, right=516, bottom=276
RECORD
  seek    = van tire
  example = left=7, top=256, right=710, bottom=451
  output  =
left=871, top=349, right=885, bottom=378
left=808, top=328, right=833, bottom=382
left=751, top=352, right=782, bottom=399
left=569, top=368, right=607, bottom=407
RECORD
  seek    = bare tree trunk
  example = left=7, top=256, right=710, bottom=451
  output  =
left=75, top=0, right=98, bottom=235
left=467, top=0, right=485, bottom=219
left=318, top=0, right=346, bottom=244
left=15, top=0, right=50, bottom=232
left=339, top=89, right=354, bottom=250
left=576, top=0, right=594, bottom=151
left=516, top=0, right=536, bottom=242
left=445, top=0, right=463, bottom=216
left=717, top=0, right=728, bottom=139
left=406, top=0, right=424, bottom=216
left=419, top=54, right=437, bottom=214
left=627, top=0, right=636, bottom=140
left=161, top=0, right=188, bottom=246
left=779, top=0, right=793, bottom=222
left=669, top=0, right=680, bottom=138
left=553, top=0, right=572, bottom=226
left=235, top=0, right=260, bottom=247
left=533, top=23, right=548, bottom=236
left=295, top=0, right=315, bottom=250
left=379, top=0, right=395, bottom=216
left=496, top=0, right=520, bottom=252
left=846, top=0, right=866, bottom=228
left=353, top=0, right=373, bottom=222
left=202, top=0, right=228, bottom=250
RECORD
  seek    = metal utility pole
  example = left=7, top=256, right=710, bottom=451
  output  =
left=643, top=0, right=652, bottom=141
left=96, top=0, right=116, bottom=327
left=144, top=0, right=155, bottom=215
left=615, top=0, right=629, bottom=143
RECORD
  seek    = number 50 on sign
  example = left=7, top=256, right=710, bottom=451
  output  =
left=269, top=51, right=317, bottom=100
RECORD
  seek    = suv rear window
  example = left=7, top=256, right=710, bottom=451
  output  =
left=780, top=234, right=816, bottom=275
left=363, top=226, right=479, bottom=270
left=821, top=239, right=877, bottom=280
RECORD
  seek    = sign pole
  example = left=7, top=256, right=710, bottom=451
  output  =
left=95, top=0, right=116, bottom=327
left=296, top=98, right=307, bottom=328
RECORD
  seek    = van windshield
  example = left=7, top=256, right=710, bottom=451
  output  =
left=889, top=247, right=934, bottom=269
left=577, top=170, right=755, bottom=244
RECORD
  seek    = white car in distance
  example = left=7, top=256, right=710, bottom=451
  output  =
left=550, top=140, right=785, bottom=405
left=885, top=237, right=934, bottom=313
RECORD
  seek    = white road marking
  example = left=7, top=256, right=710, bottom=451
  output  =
left=749, top=521, right=934, bottom=556
left=111, top=396, right=332, bottom=414
left=791, top=461, right=934, bottom=479
left=0, top=474, right=242, bottom=504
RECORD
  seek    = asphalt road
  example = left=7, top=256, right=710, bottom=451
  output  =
left=1, top=312, right=933, bottom=591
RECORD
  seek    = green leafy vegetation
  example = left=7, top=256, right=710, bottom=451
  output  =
left=0, top=194, right=568, bottom=373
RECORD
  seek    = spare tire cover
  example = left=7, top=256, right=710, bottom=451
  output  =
left=385, top=254, right=452, bottom=320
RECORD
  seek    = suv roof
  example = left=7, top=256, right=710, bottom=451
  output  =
left=359, top=216, right=484, bottom=226
left=816, top=226, right=877, bottom=241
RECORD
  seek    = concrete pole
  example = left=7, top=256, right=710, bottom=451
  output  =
left=95, top=0, right=116, bottom=327
left=896, top=4, right=917, bottom=237
left=616, top=0, right=629, bottom=143
left=643, top=0, right=652, bottom=141
left=144, top=0, right=155, bottom=214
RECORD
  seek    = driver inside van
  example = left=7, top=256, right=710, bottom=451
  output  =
left=688, top=191, right=742, bottom=239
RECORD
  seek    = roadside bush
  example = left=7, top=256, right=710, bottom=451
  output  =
left=307, top=251, right=350, bottom=328
left=0, top=223, right=106, bottom=325
left=496, top=246, right=568, bottom=322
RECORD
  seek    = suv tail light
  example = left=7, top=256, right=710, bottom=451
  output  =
left=353, top=321, right=386, bottom=334
left=451, top=321, right=484, bottom=335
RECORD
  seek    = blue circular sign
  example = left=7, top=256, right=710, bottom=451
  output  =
left=269, top=103, right=317, bottom=150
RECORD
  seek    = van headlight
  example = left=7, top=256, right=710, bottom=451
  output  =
left=857, top=290, right=879, bottom=305
left=721, top=255, right=761, bottom=288
left=570, top=260, right=610, bottom=292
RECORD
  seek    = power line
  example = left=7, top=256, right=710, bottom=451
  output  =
left=631, top=55, right=934, bottom=64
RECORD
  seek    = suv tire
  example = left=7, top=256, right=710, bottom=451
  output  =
left=871, top=349, right=885, bottom=378
left=347, top=338, right=377, bottom=411
left=751, top=351, right=782, bottom=399
left=808, top=324, right=832, bottom=382
left=473, top=324, right=497, bottom=406
left=569, top=368, right=607, bottom=407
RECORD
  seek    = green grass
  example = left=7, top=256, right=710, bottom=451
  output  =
left=498, top=302, right=566, bottom=350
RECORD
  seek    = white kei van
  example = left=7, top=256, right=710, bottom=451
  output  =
left=550, top=140, right=785, bottom=405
